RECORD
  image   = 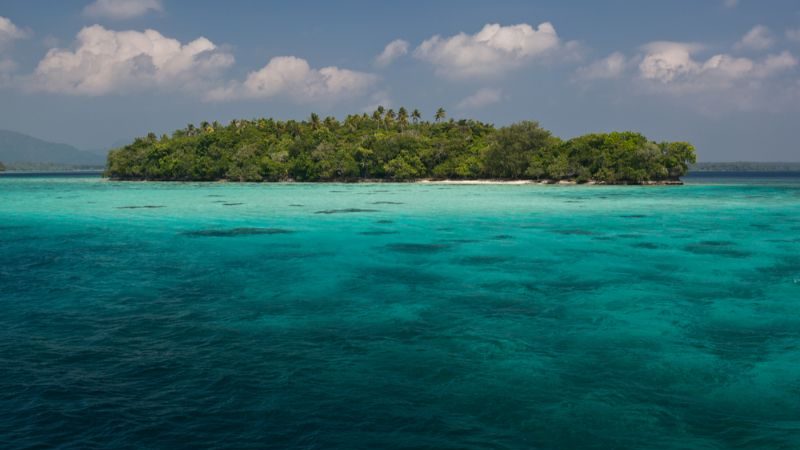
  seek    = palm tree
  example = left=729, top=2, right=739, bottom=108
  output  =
left=309, top=112, right=321, bottom=129
left=384, top=109, right=396, bottom=130
left=435, top=107, right=446, bottom=122
left=372, top=106, right=385, bottom=121
left=411, top=109, right=421, bottom=124
left=397, top=107, right=409, bottom=128
left=324, top=116, right=338, bottom=129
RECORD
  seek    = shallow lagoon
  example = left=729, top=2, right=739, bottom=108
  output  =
left=1, top=173, right=799, bottom=449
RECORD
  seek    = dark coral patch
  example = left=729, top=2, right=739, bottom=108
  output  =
left=385, top=243, right=451, bottom=254
left=632, top=242, right=663, bottom=249
left=359, top=230, right=399, bottom=236
left=684, top=241, right=749, bottom=257
left=552, top=229, right=594, bottom=236
left=183, top=228, right=294, bottom=237
left=456, top=255, right=511, bottom=265
left=445, top=239, right=480, bottom=244
left=315, top=208, right=379, bottom=214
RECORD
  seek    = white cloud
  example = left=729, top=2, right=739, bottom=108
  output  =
left=787, top=28, right=800, bottom=43
left=207, top=56, right=377, bottom=103
left=638, top=42, right=704, bottom=83
left=735, top=25, right=774, bottom=51
left=0, top=16, right=29, bottom=85
left=576, top=37, right=799, bottom=113
left=413, top=22, right=573, bottom=79
left=723, top=0, right=738, bottom=8
left=83, top=0, right=163, bottom=20
left=30, top=25, right=234, bottom=95
left=638, top=41, right=796, bottom=91
left=636, top=41, right=798, bottom=111
left=456, top=88, right=502, bottom=109
left=375, top=39, right=409, bottom=68
left=0, top=16, right=28, bottom=47
left=752, top=51, right=798, bottom=76
left=574, top=52, right=627, bottom=80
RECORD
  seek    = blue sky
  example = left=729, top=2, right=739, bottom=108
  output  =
left=1, top=0, right=799, bottom=160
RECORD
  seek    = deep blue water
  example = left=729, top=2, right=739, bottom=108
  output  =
left=1, top=173, right=799, bottom=449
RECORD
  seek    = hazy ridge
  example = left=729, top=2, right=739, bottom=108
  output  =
left=0, top=130, right=105, bottom=169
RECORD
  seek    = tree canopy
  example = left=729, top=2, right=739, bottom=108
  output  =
left=105, top=109, right=696, bottom=183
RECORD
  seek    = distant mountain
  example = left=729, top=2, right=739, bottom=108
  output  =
left=0, top=130, right=106, bottom=167
left=691, top=162, right=800, bottom=172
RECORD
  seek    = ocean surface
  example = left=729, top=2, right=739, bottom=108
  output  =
left=1, top=172, right=799, bottom=449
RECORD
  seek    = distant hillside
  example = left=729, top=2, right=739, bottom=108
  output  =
left=0, top=130, right=105, bottom=168
left=691, top=162, right=800, bottom=172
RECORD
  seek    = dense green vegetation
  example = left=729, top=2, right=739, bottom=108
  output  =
left=0, top=161, right=5, bottom=172
left=105, top=109, right=696, bottom=183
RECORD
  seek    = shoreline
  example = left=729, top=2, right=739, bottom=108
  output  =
left=104, top=177, right=684, bottom=185
left=416, top=179, right=683, bottom=185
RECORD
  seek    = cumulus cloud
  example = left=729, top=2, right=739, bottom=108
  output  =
left=638, top=42, right=705, bottom=84
left=735, top=25, right=774, bottom=51
left=456, top=88, right=502, bottom=109
left=723, top=0, right=738, bottom=8
left=375, top=39, right=409, bottom=68
left=83, top=0, right=163, bottom=20
left=787, top=29, right=800, bottom=43
left=0, top=16, right=28, bottom=46
left=0, top=16, right=29, bottom=84
left=207, top=56, right=377, bottom=103
left=574, top=52, right=627, bottom=80
left=635, top=41, right=799, bottom=111
left=413, top=22, right=574, bottom=79
left=30, top=25, right=234, bottom=95
left=638, top=41, right=796, bottom=91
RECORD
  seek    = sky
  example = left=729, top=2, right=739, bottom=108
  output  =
left=1, top=0, right=799, bottom=161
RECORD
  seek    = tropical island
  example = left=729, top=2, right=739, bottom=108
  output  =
left=0, top=161, right=6, bottom=172
left=105, top=108, right=696, bottom=184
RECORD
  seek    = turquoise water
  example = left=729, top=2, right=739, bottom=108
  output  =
left=1, top=173, right=799, bottom=449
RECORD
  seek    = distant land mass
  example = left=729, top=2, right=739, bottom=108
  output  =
left=105, top=109, right=696, bottom=185
left=0, top=130, right=106, bottom=170
left=690, top=162, right=800, bottom=172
